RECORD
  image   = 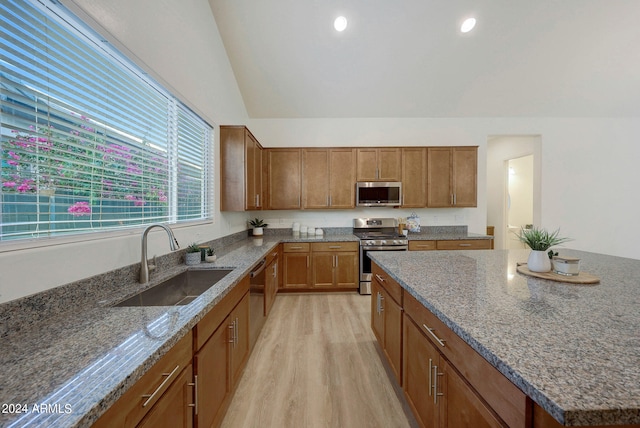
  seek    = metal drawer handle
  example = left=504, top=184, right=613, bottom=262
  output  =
left=329, top=245, right=341, bottom=249
left=188, top=374, right=198, bottom=414
left=374, top=273, right=386, bottom=283
left=289, top=246, right=303, bottom=250
left=459, top=243, right=472, bottom=247
left=423, top=324, right=446, bottom=347
left=142, top=364, right=180, bottom=407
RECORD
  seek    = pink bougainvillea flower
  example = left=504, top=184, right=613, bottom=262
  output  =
left=3, top=181, right=17, bottom=188
left=67, top=201, right=91, bottom=217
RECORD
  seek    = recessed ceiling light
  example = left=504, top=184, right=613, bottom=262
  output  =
left=461, top=17, right=476, bottom=33
left=334, top=16, right=348, bottom=32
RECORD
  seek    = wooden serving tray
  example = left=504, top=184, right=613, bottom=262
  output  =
left=516, top=263, right=600, bottom=284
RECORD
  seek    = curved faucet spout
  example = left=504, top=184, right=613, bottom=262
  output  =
left=140, top=224, right=180, bottom=283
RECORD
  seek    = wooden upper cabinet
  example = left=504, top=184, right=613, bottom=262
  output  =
left=401, top=147, right=426, bottom=207
left=427, top=147, right=477, bottom=208
left=220, top=126, right=263, bottom=211
left=302, top=148, right=356, bottom=209
left=267, top=148, right=302, bottom=209
left=329, top=149, right=356, bottom=208
left=302, top=149, right=330, bottom=209
left=356, top=148, right=401, bottom=181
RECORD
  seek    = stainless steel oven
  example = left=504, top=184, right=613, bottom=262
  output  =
left=354, top=218, right=407, bottom=295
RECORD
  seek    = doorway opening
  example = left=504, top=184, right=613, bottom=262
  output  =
left=506, top=155, right=534, bottom=249
left=486, top=135, right=541, bottom=250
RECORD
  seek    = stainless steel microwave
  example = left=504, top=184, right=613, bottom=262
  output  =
left=356, top=182, right=402, bottom=207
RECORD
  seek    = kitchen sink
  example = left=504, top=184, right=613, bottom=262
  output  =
left=114, top=269, right=233, bottom=307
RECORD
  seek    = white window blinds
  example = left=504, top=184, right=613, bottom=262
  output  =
left=0, top=0, right=212, bottom=241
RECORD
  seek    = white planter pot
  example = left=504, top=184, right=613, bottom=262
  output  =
left=205, top=255, right=217, bottom=263
left=528, top=250, right=551, bottom=272
left=185, top=252, right=201, bottom=266
left=252, top=227, right=263, bottom=236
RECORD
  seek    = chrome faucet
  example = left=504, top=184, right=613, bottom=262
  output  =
left=140, top=224, right=180, bottom=283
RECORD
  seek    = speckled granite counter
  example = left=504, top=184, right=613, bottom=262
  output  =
left=0, top=228, right=491, bottom=428
left=368, top=249, right=640, bottom=426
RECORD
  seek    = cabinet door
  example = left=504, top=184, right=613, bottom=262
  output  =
left=403, top=315, right=439, bottom=428
left=371, top=280, right=385, bottom=345
left=194, top=319, right=230, bottom=428
left=311, top=252, right=335, bottom=287
left=230, top=292, right=250, bottom=386
left=440, top=360, right=504, bottom=428
left=267, top=149, right=301, bottom=209
left=282, top=253, right=310, bottom=289
left=427, top=147, right=453, bottom=207
left=245, top=131, right=259, bottom=210
left=302, top=149, right=330, bottom=208
left=402, top=147, right=426, bottom=207
left=356, top=148, right=378, bottom=181
left=384, top=294, right=403, bottom=383
left=334, top=252, right=358, bottom=289
left=378, top=148, right=401, bottom=181
left=329, top=148, right=356, bottom=208
left=137, top=364, right=194, bottom=428
left=452, top=147, right=477, bottom=207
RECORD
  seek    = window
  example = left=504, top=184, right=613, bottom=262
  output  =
left=0, top=0, right=212, bottom=242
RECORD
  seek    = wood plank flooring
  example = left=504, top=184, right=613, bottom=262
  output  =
left=221, top=293, right=417, bottom=428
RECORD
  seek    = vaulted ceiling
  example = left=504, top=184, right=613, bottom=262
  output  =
left=208, top=0, right=640, bottom=118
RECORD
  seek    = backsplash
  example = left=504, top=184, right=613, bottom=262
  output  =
left=0, top=230, right=250, bottom=338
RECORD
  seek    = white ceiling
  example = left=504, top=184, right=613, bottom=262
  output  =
left=208, top=0, right=640, bottom=118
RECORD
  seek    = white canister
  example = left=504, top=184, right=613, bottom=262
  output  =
left=315, top=228, right=323, bottom=236
left=308, top=227, right=315, bottom=235
left=300, top=225, right=308, bottom=235
left=292, top=222, right=300, bottom=232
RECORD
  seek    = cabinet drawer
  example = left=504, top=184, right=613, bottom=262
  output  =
left=371, top=263, right=402, bottom=305
left=404, top=292, right=529, bottom=428
left=283, top=242, right=310, bottom=252
left=194, top=275, right=249, bottom=350
left=436, top=239, right=491, bottom=250
left=311, top=241, right=358, bottom=252
left=408, top=240, right=436, bottom=251
left=94, top=331, right=193, bottom=428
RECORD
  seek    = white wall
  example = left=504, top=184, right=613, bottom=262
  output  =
left=0, top=0, right=249, bottom=303
left=249, top=118, right=640, bottom=260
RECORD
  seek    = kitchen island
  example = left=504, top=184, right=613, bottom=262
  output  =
left=368, top=249, right=640, bottom=427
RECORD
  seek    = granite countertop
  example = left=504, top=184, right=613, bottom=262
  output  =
left=368, top=249, right=640, bottom=426
left=0, top=228, right=491, bottom=427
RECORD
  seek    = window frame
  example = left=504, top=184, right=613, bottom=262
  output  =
left=0, top=0, right=215, bottom=249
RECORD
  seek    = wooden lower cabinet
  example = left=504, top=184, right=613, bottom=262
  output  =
left=311, top=242, right=358, bottom=290
left=371, top=279, right=402, bottom=383
left=193, top=275, right=251, bottom=428
left=137, top=364, right=194, bottom=428
left=264, top=249, right=279, bottom=316
left=93, top=332, right=194, bottom=428
left=282, top=243, right=311, bottom=289
left=282, top=242, right=358, bottom=291
left=403, top=315, right=505, bottom=428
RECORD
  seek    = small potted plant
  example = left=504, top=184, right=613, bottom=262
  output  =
left=517, top=227, right=571, bottom=272
left=205, top=247, right=217, bottom=262
left=185, top=243, right=201, bottom=265
left=249, top=218, right=268, bottom=236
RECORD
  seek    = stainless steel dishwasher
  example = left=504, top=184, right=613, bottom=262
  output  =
left=249, top=258, right=267, bottom=349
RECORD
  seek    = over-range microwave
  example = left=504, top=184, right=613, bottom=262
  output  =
left=356, top=182, right=402, bottom=207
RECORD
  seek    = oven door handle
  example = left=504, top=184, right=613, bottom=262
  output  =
left=361, top=246, right=408, bottom=251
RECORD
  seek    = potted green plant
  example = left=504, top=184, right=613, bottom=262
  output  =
left=249, top=218, right=268, bottom=236
left=517, top=227, right=571, bottom=272
left=205, top=247, right=217, bottom=263
left=185, top=243, right=201, bottom=265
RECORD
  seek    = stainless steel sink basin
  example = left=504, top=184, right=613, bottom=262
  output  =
left=114, top=269, right=233, bottom=307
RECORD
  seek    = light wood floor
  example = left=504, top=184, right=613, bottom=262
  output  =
left=221, top=293, right=417, bottom=428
